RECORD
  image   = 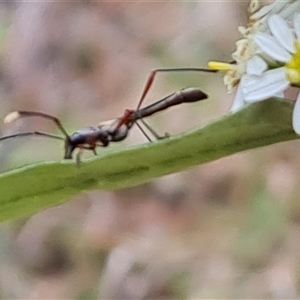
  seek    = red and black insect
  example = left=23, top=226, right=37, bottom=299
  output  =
left=0, top=68, right=215, bottom=164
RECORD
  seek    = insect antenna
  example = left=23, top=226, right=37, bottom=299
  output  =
left=4, top=111, right=70, bottom=137
left=0, top=131, right=65, bottom=142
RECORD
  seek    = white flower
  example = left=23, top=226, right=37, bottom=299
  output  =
left=242, top=13, right=300, bottom=133
left=208, top=0, right=300, bottom=134
left=208, top=0, right=300, bottom=95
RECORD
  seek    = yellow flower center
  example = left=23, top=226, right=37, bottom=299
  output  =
left=286, top=40, right=300, bottom=84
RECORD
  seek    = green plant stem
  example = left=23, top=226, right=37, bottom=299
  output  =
left=0, top=98, right=298, bottom=222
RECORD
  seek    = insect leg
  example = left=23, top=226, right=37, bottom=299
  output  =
left=136, top=68, right=217, bottom=110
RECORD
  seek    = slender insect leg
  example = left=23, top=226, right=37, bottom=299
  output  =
left=76, top=149, right=83, bottom=167
left=78, top=145, right=97, bottom=151
left=109, top=110, right=134, bottom=134
left=135, top=121, right=153, bottom=142
left=138, top=119, right=161, bottom=140
left=136, top=68, right=217, bottom=110
left=112, top=67, right=216, bottom=133
left=76, top=145, right=97, bottom=166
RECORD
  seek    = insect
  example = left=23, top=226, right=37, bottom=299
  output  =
left=0, top=68, right=215, bottom=164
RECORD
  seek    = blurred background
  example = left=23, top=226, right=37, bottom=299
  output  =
left=0, top=0, right=300, bottom=299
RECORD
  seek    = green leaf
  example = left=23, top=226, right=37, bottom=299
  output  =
left=0, top=98, right=298, bottom=222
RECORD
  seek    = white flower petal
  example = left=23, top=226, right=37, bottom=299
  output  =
left=246, top=56, right=268, bottom=75
left=230, top=76, right=246, bottom=112
left=269, top=0, right=289, bottom=15
left=268, top=15, right=295, bottom=54
left=292, top=93, right=300, bottom=134
left=254, top=33, right=292, bottom=62
left=294, top=14, right=300, bottom=40
left=250, top=3, right=274, bottom=20
left=250, top=0, right=287, bottom=20
left=280, top=2, right=300, bottom=21
left=244, top=67, right=286, bottom=91
left=243, top=68, right=289, bottom=102
left=259, top=52, right=278, bottom=65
